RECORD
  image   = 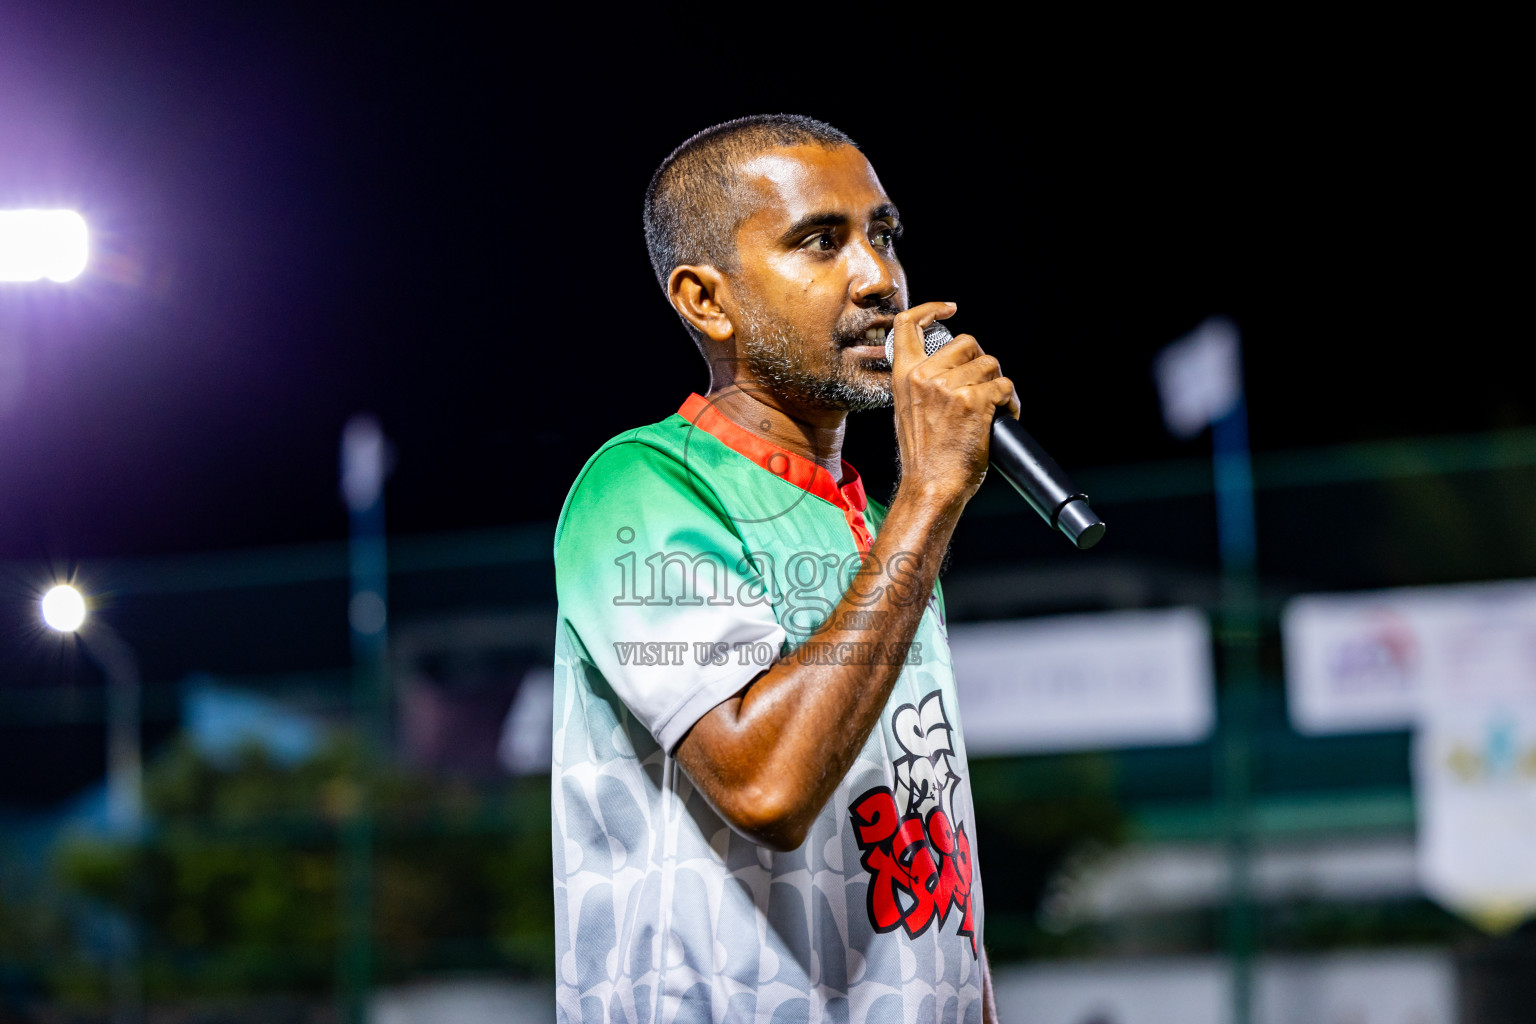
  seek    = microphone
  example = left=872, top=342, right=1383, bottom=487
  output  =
left=887, top=321, right=1106, bottom=550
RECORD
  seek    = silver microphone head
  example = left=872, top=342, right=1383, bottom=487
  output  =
left=884, top=320, right=956, bottom=363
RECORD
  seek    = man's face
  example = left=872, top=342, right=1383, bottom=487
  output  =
left=727, top=144, right=908, bottom=412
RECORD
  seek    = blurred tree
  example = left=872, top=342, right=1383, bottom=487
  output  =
left=52, top=736, right=554, bottom=1003
left=967, top=753, right=1128, bottom=960
left=0, top=883, right=73, bottom=1013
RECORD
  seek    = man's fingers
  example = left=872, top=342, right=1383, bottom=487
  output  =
left=946, top=341, right=1018, bottom=418
left=904, top=326, right=1020, bottom=419
left=951, top=378, right=1017, bottom=415
left=925, top=348, right=998, bottom=386
left=921, top=333, right=984, bottom=371
left=891, top=302, right=956, bottom=367
left=988, top=377, right=1020, bottom=420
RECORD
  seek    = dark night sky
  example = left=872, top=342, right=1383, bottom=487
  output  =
left=0, top=10, right=1522, bottom=563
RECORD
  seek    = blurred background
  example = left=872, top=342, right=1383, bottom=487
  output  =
left=0, top=8, right=1527, bottom=1023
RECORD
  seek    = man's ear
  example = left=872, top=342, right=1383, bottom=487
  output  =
left=668, top=265, right=735, bottom=344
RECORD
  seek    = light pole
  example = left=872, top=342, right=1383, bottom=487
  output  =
left=339, top=414, right=390, bottom=1024
left=41, top=583, right=143, bottom=1024
left=41, top=584, right=142, bottom=834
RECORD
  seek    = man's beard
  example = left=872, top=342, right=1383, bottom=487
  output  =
left=734, top=298, right=895, bottom=412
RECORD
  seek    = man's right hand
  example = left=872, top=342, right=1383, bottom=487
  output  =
left=889, top=301, right=1020, bottom=510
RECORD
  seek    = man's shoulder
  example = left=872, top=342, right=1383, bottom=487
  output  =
left=558, top=399, right=782, bottom=509
left=553, top=408, right=745, bottom=554
left=560, top=411, right=694, bottom=503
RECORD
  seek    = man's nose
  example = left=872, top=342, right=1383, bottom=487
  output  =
left=847, top=237, right=898, bottom=307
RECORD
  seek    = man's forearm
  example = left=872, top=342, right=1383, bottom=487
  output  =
left=675, top=481, right=964, bottom=849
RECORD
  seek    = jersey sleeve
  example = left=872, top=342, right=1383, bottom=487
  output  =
left=555, top=441, right=788, bottom=753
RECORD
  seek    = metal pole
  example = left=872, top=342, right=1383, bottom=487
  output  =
left=340, top=415, right=389, bottom=1024
left=79, top=624, right=143, bottom=1024
left=1214, top=392, right=1259, bottom=1024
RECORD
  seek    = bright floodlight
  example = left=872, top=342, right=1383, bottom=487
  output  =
left=0, top=210, right=89, bottom=283
left=41, top=584, right=87, bottom=633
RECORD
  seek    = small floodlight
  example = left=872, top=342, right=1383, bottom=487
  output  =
left=41, top=584, right=87, bottom=633
left=0, top=210, right=89, bottom=283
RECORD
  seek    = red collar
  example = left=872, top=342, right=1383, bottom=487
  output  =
left=677, top=394, right=872, bottom=550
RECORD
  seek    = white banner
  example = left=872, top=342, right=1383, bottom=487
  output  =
left=1415, top=703, right=1536, bottom=930
left=1282, top=580, right=1536, bottom=735
left=1284, top=579, right=1536, bottom=928
left=949, top=608, right=1215, bottom=755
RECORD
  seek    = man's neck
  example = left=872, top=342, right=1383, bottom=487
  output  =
left=703, top=384, right=848, bottom=482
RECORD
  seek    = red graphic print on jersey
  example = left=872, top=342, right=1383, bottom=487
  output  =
left=849, top=692, right=977, bottom=956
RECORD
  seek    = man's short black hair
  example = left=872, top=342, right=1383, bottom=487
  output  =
left=643, top=114, right=856, bottom=348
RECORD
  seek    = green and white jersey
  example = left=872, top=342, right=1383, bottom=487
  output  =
left=553, top=394, right=986, bottom=1024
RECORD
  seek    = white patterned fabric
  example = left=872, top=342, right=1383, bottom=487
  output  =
left=552, top=402, right=987, bottom=1023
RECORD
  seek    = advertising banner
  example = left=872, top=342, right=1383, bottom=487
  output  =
left=949, top=607, right=1215, bottom=755
left=1283, top=579, right=1536, bottom=928
left=1415, top=704, right=1536, bottom=931
left=1283, top=580, right=1536, bottom=735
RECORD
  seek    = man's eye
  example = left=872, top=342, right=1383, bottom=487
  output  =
left=873, top=228, right=895, bottom=248
left=804, top=232, right=835, bottom=252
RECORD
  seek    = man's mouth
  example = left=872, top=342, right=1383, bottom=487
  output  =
left=840, top=325, right=888, bottom=352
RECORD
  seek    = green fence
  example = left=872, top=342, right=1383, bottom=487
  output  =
left=4, top=426, right=1535, bottom=1020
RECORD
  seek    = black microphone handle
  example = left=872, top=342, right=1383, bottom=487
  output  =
left=988, top=413, right=1105, bottom=550
left=891, top=320, right=1106, bottom=550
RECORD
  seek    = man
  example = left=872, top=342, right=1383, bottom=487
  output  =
left=552, top=114, right=1016, bottom=1023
